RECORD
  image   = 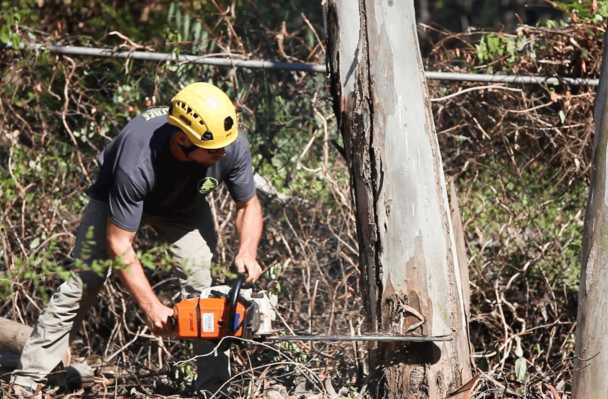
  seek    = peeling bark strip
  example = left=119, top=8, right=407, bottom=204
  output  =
left=572, top=30, right=608, bottom=399
left=326, top=0, right=472, bottom=398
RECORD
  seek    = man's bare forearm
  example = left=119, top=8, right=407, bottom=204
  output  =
left=106, top=220, right=165, bottom=316
left=236, top=195, right=263, bottom=257
left=109, top=245, right=164, bottom=315
left=234, top=195, right=263, bottom=283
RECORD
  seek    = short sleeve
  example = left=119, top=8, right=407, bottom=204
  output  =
left=225, top=136, right=256, bottom=203
left=108, top=167, right=147, bottom=231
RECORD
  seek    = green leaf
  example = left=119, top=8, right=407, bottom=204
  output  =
left=168, top=2, right=176, bottom=22
left=0, top=25, right=10, bottom=44
left=506, top=39, right=515, bottom=58
left=183, top=15, right=191, bottom=41
left=200, top=28, right=208, bottom=48
left=558, top=110, right=566, bottom=124
left=176, top=7, right=182, bottom=32
left=192, top=20, right=202, bottom=43
left=11, top=32, right=20, bottom=50
left=306, top=28, right=314, bottom=48
left=30, top=237, right=41, bottom=249
left=515, top=357, right=527, bottom=383
left=476, top=39, right=488, bottom=63
left=487, top=35, right=500, bottom=54
left=515, top=337, right=524, bottom=357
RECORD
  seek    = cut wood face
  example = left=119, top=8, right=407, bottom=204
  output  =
left=0, top=316, right=34, bottom=353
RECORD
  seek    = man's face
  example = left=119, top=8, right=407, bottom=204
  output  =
left=188, top=146, right=227, bottom=167
left=172, top=131, right=226, bottom=166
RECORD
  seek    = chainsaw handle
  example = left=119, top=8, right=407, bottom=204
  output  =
left=227, top=274, right=246, bottom=336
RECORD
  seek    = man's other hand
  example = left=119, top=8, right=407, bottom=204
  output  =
left=235, top=253, right=262, bottom=283
left=147, top=304, right=175, bottom=336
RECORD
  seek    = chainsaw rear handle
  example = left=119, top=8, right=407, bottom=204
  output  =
left=227, top=274, right=246, bottom=336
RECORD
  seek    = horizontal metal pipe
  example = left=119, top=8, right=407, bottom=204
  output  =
left=1, top=42, right=599, bottom=86
left=424, top=71, right=599, bottom=86
left=2, top=42, right=327, bottom=73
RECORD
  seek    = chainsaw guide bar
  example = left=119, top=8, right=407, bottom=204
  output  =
left=262, top=334, right=452, bottom=342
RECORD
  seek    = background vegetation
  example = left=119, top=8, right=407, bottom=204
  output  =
left=0, top=0, right=604, bottom=397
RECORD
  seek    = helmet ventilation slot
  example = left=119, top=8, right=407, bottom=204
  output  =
left=179, top=115, right=192, bottom=125
left=224, top=116, right=234, bottom=131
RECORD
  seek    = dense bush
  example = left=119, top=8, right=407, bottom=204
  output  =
left=1, top=0, right=605, bottom=397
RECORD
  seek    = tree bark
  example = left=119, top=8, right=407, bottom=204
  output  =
left=326, top=0, right=472, bottom=397
left=0, top=317, right=94, bottom=387
left=572, top=30, right=608, bottom=399
left=0, top=316, right=33, bottom=353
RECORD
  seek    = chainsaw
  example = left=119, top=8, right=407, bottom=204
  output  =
left=170, top=275, right=452, bottom=344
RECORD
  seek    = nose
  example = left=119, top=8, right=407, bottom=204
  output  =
left=216, top=148, right=226, bottom=156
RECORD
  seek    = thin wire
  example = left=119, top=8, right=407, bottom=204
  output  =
left=0, top=42, right=600, bottom=86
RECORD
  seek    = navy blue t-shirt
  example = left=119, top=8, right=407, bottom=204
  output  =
left=88, top=107, right=256, bottom=231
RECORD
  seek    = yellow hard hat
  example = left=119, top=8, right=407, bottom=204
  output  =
left=167, top=82, right=238, bottom=149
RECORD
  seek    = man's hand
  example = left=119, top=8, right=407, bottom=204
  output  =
left=147, top=304, right=175, bottom=336
left=235, top=252, right=262, bottom=283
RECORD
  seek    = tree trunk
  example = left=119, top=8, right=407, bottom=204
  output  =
left=0, top=317, right=33, bottom=374
left=326, top=0, right=472, bottom=398
left=0, top=316, right=33, bottom=353
left=572, top=30, right=608, bottom=399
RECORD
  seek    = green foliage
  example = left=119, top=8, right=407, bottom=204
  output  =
left=461, top=161, right=585, bottom=292
left=279, top=338, right=308, bottom=364
left=211, top=261, right=238, bottom=280
left=0, top=13, right=20, bottom=49
left=0, top=142, right=91, bottom=299
left=170, top=362, right=197, bottom=391
left=555, top=0, right=608, bottom=22
left=514, top=337, right=528, bottom=383
left=475, top=33, right=521, bottom=67
left=0, top=0, right=40, bottom=49
left=264, top=262, right=283, bottom=309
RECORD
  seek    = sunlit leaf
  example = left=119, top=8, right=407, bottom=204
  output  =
left=0, top=25, right=10, bottom=44
left=183, top=14, right=191, bottom=41
left=176, top=7, right=182, bottom=32
left=168, top=2, right=176, bottom=22
left=192, top=20, right=202, bottom=43
left=12, top=33, right=21, bottom=50
left=515, top=357, right=527, bottom=383
left=30, top=237, right=41, bottom=249
left=515, top=337, right=524, bottom=357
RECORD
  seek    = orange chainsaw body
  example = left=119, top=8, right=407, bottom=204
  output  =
left=173, top=297, right=247, bottom=340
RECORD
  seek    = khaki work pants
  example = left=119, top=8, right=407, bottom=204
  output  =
left=10, top=198, right=230, bottom=397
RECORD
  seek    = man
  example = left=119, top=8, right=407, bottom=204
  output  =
left=10, top=82, right=263, bottom=397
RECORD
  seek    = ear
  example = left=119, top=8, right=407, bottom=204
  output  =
left=175, top=131, right=193, bottom=146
